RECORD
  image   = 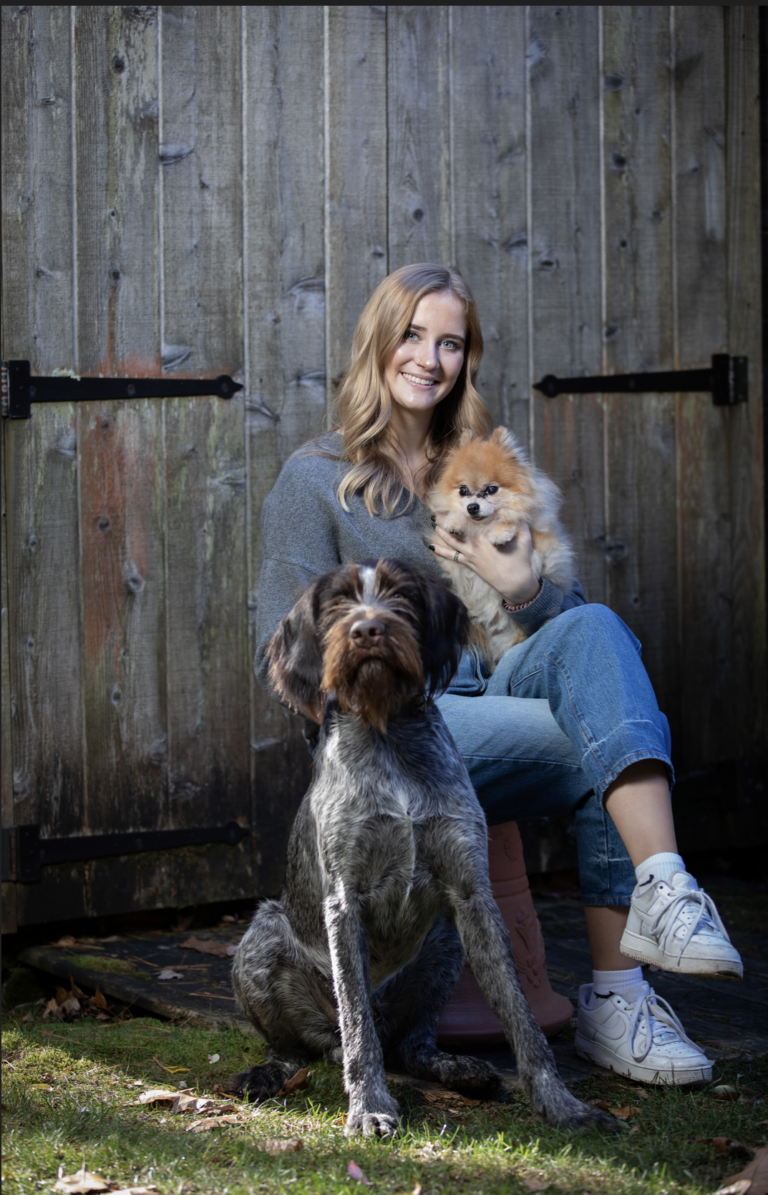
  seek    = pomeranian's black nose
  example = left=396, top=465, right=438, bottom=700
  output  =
left=467, top=502, right=480, bottom=515
left=350, top=618, right=385, bottom=643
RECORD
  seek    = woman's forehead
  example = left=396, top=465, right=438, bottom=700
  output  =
left=410, top=290, right=466, bottom=337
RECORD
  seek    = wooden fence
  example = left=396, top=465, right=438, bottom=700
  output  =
left=1, top=6, right=764, bottom=931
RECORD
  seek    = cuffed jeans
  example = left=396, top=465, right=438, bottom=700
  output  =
left=436, top=604, right=674, bottom=907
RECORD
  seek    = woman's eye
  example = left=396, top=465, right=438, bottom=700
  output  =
left=404, top=329, right=418, bottom=341
left=459, top=486, right=469, bottom=497
left=486, top=485, right=498, bottom=495
left=442, top=338, right=460, bottom=350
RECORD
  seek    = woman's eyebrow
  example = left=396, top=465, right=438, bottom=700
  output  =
left=408, top=323, right=466, bottom=344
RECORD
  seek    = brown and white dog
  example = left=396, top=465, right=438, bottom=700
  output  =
left=426, top=427, right=574, bottom=665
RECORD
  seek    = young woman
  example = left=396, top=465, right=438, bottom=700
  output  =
left=254, top=262, right=741, bottom=1086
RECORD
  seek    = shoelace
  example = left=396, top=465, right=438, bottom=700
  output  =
left=626, top=988, right=697, bottom=1062
left=646, top=884, right=732, bottom=967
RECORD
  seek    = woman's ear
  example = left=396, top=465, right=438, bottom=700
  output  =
left=420, top=574, right=471, bottom=697
left=266, top=583, right=325, bottom=721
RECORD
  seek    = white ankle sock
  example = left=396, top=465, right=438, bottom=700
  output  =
left=590, top=965, right=644, bottom=1005
left=634, top=851, right=690, bottom=888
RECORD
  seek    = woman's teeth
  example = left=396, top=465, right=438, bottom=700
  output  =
left=402, top=372, right=435, bottom=387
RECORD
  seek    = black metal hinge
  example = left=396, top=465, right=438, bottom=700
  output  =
left=1, top=822, right=250, bottom=883
left=1, top=360, right=242, bottom=419
left=534, top=354, right=748, bottom=406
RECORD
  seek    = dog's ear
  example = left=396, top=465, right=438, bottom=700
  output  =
left=266, top=584, right=324, bottom=721
left=419, top=573, right=472, bottom=698
left=457, top=427, right=478, bottom=447
left=490, top=425, right=520, bottom=454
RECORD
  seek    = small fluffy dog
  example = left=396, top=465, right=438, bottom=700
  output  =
left=426, top=427, right=574, bottom=665
left=231, top=559, right=611, bottom=1138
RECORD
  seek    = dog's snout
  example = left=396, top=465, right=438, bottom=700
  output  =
left=350, top=617, right=386, bottom=644
left=466, top=502, right=480, bottom=516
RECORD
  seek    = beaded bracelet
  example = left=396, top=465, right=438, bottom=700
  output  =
left=502, top=580, right=542, bottom=613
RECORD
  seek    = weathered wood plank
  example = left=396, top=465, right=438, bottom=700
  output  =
left=601, top=7, right=680, bottom=742
left=325, top=4, right=388, bottom=401
left=243, top=5, right=325, bottom=894
left=73, top=6, right=166, bottom=833
left=723, top=7, right=765, bottom=761
left=528, top=6, right=605, bottom=603
left=387, top=6, right=450, bottom=270
left=672, top=5, right=731, bottom=769
left=160, top=5, right=249, bottom=858
left=450, top=5, right=529, bottom=443
left=1, top=5, right=83, bottom=838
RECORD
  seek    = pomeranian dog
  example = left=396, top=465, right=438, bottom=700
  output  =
left=426, top=427, right=574, bottom=666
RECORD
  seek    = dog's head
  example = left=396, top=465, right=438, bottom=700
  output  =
left=428, top=426, right=535, bottom=527
left=266, top=559, right=470, bottom=731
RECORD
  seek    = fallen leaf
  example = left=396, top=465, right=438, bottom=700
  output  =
left=521, top=1179, right=550, bottom=1192
left=30, top=1084, right=54, bottom=1091
left=93, top=988, right=109, bottom=1010
left=152, top=1054, right=191, bottom=1074
left=713, top=1146, right=768, bottom=1195
left=110, top=1189, right=156, bottom=1195
left=348, top=1160, right=373, bottom=1185
left=53, top=935, right=77, bottom=947
left=156, top=971, right=184, bottom=981
left=712, top=1085, right=740, bottom=1101
left=53, top=1169, right=110, bottom=1193
left=698, top=1138, right=751, bottom=1155
left=208, top=1054, right=220, bottom=1064
left=186, top=1115, right=241, bottom=1133
left=277, top=1066, right=310, bottom=1096
left=171, top=916, right=194, bottom=933
left=422, top=1088, right=482, bottom=1107
left=137, top=1088, right=178, bottom=1106
left=609, top=1106, right=643, bottom=1121
left=179, top=937, right=237, bottom=958
left=256, top=1138, right=303, bottom=1155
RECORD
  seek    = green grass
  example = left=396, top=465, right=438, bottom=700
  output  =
left=2, top=1013, right=766, bottom=1195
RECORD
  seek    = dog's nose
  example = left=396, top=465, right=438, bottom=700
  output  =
left=467, top=502, right=480, bottom=515
left=350, top=618, right=385, bottom=644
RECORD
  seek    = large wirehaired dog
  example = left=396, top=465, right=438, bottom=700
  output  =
left=231, top=559, right=612, bottom=1138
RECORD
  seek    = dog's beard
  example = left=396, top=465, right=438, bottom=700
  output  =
left=321, top=620, right=425, bottom=732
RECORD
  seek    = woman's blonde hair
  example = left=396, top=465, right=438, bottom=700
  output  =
left=334, top=263, right=491, bottom=515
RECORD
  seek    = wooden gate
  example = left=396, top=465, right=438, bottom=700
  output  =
left=2, top=6, right=764, bottom=932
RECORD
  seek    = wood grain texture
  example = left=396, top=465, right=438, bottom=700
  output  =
left=387, top=6, right=450, bottom=269
left=160, top=5, right=249, bottom=849
left=601, top=7, right=680, bottom=740
left=73, top=6, right=167, bottom=833
left=528, top=5, right=606, bottom=604
left=450, top=6, right=530, bottom=443
left=325, top=4, right=388, bottom=399
left=672, top=5, right=731, bottom=768
left=1, top=5, right=84, bottom=837
left=723, top=6, right=765, bottom=759
left=243, top=5, right=324, bottom=894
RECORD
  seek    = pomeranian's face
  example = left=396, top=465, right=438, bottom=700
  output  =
left=435, top=437, right=534, bottom=523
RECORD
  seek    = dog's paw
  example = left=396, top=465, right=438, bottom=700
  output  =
left=488, top=524, right=517, bottom=546
left=405, top=1051, right=504, bottom=1100
left=529, top=1077, right=618, bottom=1133
left=346, top=1111, right=400, bottom=1139
left=230, top=1064, right=291, bottom=1103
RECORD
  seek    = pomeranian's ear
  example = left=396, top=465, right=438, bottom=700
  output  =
left=458, top=427, right=478, bottom=447
left=490, top=426, right=520, bottom=454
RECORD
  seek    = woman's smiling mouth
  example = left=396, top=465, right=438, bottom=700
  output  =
left=401, top=372, right=436, bottom=387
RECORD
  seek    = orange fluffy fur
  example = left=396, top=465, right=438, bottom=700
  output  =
left=426, top=427, right=574, bottom=665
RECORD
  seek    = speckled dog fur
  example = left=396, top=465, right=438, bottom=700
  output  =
left=231, top=559, right=613, bottom=1138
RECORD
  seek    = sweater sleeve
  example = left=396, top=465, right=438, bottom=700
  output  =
left=253, top=452, right=345, bottom=691
left=506, top=575, right=587, bottom=638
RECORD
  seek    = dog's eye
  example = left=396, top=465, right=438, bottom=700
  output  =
left=486, top=485, right=498, bottom=495
left=459, top=485, right=469, bottom=497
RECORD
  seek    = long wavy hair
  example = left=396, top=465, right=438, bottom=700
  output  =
left=333, top=263, right=492, bottom=515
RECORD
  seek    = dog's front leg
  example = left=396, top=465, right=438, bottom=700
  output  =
left=324, top=885, right=400, bottom=1138
left=453, top=890, right=616, bottom=1132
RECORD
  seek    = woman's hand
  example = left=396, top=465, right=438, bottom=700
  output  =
left=430, top=519, right=541, bottom=606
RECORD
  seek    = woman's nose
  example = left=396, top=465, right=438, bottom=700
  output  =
left=416, top=343, right=437, bottom=369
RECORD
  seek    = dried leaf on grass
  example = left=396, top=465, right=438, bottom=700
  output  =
left=179, top=937, right=237, bottom=958
left=422, top=1087, right=481, bottom=1108
left=587, top=1099, right=642, bottom=1120
left=187, top=1115, right=242, bottom=1133
left=521, top=1179, right=550, bottom=1193
left=152, top=1054, right=190, bottom=1074
left=53, top=1170, right=110, bottom=1193
left=698, top=1138, right=752, bottom=1155
left=52, top=935, right=78, bottom=948
left=156, top=971, right=184, bottom=982
left=256, top=1138, right=304, bottom=1155
left=44, top=980, right=114, bottom=1023
left=348, top=1160, right=373, bottom=1185
left=712, top=1085, right=740, bottom=1102
left=276, top=1067, right=310, bottom=1096
left=713, top=1146, right=768, bottom=1195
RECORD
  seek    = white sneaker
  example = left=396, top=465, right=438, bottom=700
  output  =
left=575, top=982, right=712, bottom=1084
left=620, top=871, right=743, bottom=979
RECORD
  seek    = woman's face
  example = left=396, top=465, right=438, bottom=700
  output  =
left=384, top=290, right=467, bottom=418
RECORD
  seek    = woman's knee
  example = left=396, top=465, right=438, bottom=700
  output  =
left=554, top=603, right=641, bottom=655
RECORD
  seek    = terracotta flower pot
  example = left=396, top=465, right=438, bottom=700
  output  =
left=437, top=821, right=574, bottom=1047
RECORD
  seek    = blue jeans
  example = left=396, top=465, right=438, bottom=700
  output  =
left=436, top=604, right=674, bottom=907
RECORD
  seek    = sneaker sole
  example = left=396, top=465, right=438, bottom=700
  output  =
left=620, top=930, right=744, bottom=979
left=574, top=1033, right=712, bottom=1085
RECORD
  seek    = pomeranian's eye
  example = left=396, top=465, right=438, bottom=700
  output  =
left=486, top=485, right=499, bottom=495
left=459, top=485, right=469, bottom=497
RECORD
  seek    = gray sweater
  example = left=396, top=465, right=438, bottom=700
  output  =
left=254, top=433, right=585, bottom=690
